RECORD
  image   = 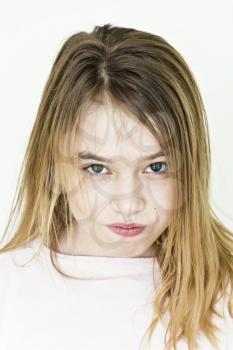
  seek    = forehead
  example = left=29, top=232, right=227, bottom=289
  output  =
left=68, top=102, right=161, bottom=157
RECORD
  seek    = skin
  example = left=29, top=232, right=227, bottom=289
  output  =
left=57, top=101, right=174, bottom=258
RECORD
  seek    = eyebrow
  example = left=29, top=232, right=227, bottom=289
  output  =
left=77, top=150, right=165, bottom=163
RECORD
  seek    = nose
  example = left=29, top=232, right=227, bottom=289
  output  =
left=112, top=197, right=145, bottom=219
left=111, top=175, right=145, bottom=217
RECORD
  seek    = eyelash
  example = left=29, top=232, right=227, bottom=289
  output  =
left=82, top=161, right=168, bottom=178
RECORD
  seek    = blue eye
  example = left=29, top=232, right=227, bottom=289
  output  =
left=82, top=162, right=168, bottom=178
left=83, top=164, right=109, bottom=177
left=144, top=162, right=168, bottom=175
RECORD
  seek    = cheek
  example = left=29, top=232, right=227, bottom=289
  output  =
left=81, top=176, right=115, bottom=204
left=67, top=177, right=110, bottom=221
left=148, top=178, right=174, bottom=217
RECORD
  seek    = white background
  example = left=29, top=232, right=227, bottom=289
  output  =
left=0, top=0, right=233, bottom=238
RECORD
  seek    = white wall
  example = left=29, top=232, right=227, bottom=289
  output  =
left=0, top=0, right=233, bottom=238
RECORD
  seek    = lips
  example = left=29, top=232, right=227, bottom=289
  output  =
left=108, top=223, right=146, bottom=229
left=107, top=225, right=146, bottom=237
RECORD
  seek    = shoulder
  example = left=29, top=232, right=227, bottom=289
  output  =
left=0, top=245, right=33, bottom=274
left=0, top=248, right=18, bottom=271
left=0, top=240, right=44, bottom=275
left=0, top=241, right=50, bottom=297
left=0, top=247, right=30, bottom=305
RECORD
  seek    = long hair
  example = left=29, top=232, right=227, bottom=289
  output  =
left=1, top=23, right=233, bottom=350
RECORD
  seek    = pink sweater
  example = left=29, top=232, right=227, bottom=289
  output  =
left=0, top=238, right=232, bottom=349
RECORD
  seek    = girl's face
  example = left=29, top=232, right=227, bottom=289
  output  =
left=59, top=102, right=174, bottom=257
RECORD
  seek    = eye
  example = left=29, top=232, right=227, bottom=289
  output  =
left=82, top=161, right=168, bottom=178
left=82, top=164, right=109, bottom=177
left=143, top=161, right=168, bottom=176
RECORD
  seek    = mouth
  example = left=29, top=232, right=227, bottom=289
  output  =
left=106, top=225, right=147, bottom=237
left=108, top=223, right=146, bottom=229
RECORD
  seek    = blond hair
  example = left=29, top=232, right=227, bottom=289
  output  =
left=1, top=24, right=233, bottom=350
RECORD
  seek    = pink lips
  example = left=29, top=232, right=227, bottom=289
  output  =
left=108, top=223, right=145, bottom=228
left=107, top=223, right=146, bottom=237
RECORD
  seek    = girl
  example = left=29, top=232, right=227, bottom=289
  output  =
left=0, top=23, right=233, bottom=350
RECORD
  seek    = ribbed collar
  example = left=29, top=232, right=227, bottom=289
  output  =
left=28, top=238, right=161, bottom=281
